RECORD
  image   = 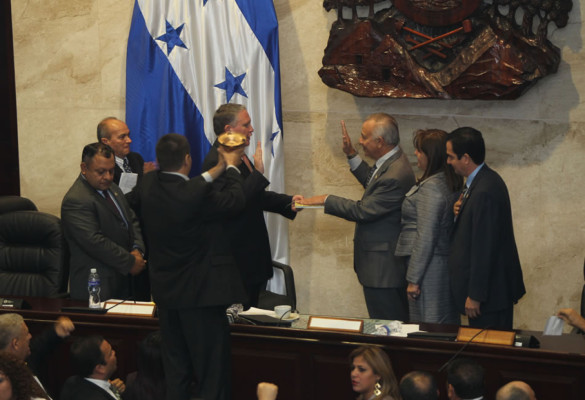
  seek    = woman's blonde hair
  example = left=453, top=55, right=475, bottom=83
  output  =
left=350, top=345, right=401, bottom=400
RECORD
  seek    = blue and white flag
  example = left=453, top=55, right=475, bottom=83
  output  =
left=125, top=0, right=290, bottom=274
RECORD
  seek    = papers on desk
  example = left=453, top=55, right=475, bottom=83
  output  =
left=104, top=299, right=156, bottom=317
left=374, top=323, right=421, bottom=337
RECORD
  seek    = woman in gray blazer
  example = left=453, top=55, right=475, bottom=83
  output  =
left=396, top=129, right=463, bottom=324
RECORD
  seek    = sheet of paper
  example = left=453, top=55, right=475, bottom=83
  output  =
left=119, top=172, right=138, bottom=194
left=295, top=203, right=324, bottom=209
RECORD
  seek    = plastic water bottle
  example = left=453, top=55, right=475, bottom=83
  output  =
left=88, top=268, right=101, bottom=308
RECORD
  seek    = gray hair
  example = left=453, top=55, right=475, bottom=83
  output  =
left=0, top=313, right=24, bottom=350
left=96, top=117, right=120, bottom=141
left=367, top=113, right=400, bottom=146
left=213, top=104, right=246, bottom=135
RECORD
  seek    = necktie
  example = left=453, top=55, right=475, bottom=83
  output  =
left=122, top=157, right=132, bottom=173
left=110, top=384, right=122, bottom=400
left=242, top=154, right=254, bottom=173
left=366, top=164, right=378, bottom=186
left=103, top=190, right=123, bottom=221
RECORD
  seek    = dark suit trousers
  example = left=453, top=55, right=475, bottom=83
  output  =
left=468, top=307, right=514, bottom=330
left=158, top=306, right=232, bottom=400
left=363, top=286, right=409, bottom=321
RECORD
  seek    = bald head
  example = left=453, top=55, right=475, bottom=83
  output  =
left=496, top=381, right=536, bottom=400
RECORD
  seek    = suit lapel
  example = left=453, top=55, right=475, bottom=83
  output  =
left=456, top=165, right=487, bottom=223
left=366, top=148, right=402, bottom=190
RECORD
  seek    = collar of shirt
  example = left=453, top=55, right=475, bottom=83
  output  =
left=347, top=146, right=400, bottom=171
left=84, top=378, right=117, bottom=399
left=375, top=145, right=400, bottom=169
left=161, top=171, right=189, bottom=181
left=114, top=156, right=125, bottom=171
left=465, top=162, right=485, bottom=188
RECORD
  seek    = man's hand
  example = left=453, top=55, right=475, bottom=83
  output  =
left=341, top=120, right=357, bottom=157
left=291, top=194, right=304, bottom=212
left=407, top=283, right=421, bottom=301
left=109, top=378, right=126, bottom=394
left=253, top=141, right=264, bottom=174
left=54, top=317, right=75, bottom=338
left=257, top=382, right=278, bottom=400
left=129, top=249, right=146, bottom=276
left=453, top=193, right=463, bottom=216
left=298, top=195, right=327, bottom=206
left=465, top=297, right=481, bottom=319
left=557, top=308, right=585, bottom=331
left=143, top=161, right=157, bottom=174
left=219, top=145, right=245, bottom=167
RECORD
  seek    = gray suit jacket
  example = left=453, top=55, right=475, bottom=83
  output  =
left=325, top=149, right=415, bottom=288
left=61, top=174, right=144, bottom=300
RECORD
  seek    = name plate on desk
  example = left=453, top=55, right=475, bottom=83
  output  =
left=308, top=316, right=363, bottom=333
left=457, top=327, right=515, bottom=346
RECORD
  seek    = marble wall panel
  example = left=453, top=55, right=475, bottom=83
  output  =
left=12, top=0, right=585, bottom=330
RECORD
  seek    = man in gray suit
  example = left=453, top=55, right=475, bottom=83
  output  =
left=61, top=142, right=146, bottom=301
left=301, top=114, right=415, bottom=320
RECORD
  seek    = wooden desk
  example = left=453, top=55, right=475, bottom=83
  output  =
left=2, top=297, right=584, bottom=400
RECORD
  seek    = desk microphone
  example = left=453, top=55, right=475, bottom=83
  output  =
left=61, top=297, right=134, bottom=315
left=438, top=326, right=489, bottom=373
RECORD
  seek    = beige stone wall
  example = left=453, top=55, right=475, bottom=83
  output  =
left=12, top=0, right=585, bottom=330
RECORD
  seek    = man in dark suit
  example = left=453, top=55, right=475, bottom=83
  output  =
left=60, top=335, right=125, bottom=400
left=97, top=117, right=154, bottom=300
left=137, top=133, right=247, bottom=400
left=201, top=104, right=301, bottom=308
left=61, top=143, right=146, bottom=301
left=301, top=114, right=415, bottom=320
left=447, top=127, right=525, bottom=330
left=96, top=117, right=156, bottom=189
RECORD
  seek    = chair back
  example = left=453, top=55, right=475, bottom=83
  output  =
left=258, top=261, right=297, bottom=311
left=0, top=209, right=69, bottom=297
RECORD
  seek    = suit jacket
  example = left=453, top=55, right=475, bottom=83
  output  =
left=59, top=376, right=116, bottom=400
left=61, top=175, right=144, bottom=301
left=201, top=143, right=296, bottom=286
left=113, top=151, right=144, bottom=185
left=325, top=149, right=415, bottom=288
left=396, top=172, right=457, bottom=281
left=449, top=165, right=525, bottom=313
left=137, top=169, right=247, bottom=308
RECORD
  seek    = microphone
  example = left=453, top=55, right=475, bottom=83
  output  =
left=438, top=326, right=489, bottom=373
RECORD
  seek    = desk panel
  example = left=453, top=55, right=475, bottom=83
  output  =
left=2, top=297, right=584, bottom=400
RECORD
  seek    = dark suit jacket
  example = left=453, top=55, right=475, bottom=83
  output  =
left=449, top=165, right=525, bottom=314
left=325, top=149, right=415, bottom=288
left=60, top=376, right=116, bottom=400
left=113, top=151, right=144, bottom=185
left=201, top=143, right=296, bottom=286
left=61, top=175, right=144, bottom=301
left=137, top=169, right=247, bottom=308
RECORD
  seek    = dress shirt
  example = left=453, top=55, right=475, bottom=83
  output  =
left=464, top=162, right=485, bottom=188
left=347, top=145, right=401, bottom=171
left=162, top=166, right=239, bottom=183
left=84, top=378, right=118, bottom=400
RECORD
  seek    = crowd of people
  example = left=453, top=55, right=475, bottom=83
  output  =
left=2, top=104, right=583, bottom=400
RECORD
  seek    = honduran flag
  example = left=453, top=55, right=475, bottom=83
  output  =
left=125, top=0, right=290, bottom=275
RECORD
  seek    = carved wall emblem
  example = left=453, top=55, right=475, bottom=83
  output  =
left=320, top=0, right=572, bottom=99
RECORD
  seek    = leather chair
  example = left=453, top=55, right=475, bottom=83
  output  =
left=258, top=261, right=297, bottom=311
left=0, top=196, right=69, bottom=297
left=0, top=195, right=37, bottom=214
